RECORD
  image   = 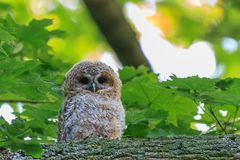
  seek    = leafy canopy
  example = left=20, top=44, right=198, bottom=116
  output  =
left=0, top=15, right=67, bottom=158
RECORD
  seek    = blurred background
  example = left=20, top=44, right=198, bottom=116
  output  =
left=0, top=0, right=239, bottom=80
left=0, top=1, right=240, bottom=153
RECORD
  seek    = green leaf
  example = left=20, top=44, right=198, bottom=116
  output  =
left=119, top=65, right=150, bottom=83
left=124, top=121, right=149, bottom=137
left=161, top=76, right=217, bottom=91
left=0, top=43, right=8, bottom=56
left=19, top=19, right=64, bottom=49
left=202, top=91, right=240, bottom=106
left=0, top=118, right=43, bottom=158
left=0, top=26, right=16, bottom=41
left=148, top=120, right=200, bottom=137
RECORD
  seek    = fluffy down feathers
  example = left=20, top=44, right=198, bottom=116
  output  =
left=58, top=61, right=125, bottom=141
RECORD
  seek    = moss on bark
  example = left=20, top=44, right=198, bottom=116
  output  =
left=1, top=135, right=240, bottom=159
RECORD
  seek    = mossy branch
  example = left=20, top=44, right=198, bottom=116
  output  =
left=1, top=135, right=240, bottom=159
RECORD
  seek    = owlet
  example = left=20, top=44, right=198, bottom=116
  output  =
left=57, top=61, right=125, bottom=141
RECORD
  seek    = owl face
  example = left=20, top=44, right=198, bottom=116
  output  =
left=77, top=72, right=114, bottom=92
left=64, top=61, right=121, bottom=99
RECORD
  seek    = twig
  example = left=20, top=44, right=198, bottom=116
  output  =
left=206, top=105, right=227, bottom=134
left=206, top=124, right=216, bottom=133
left=231, top=106, right=239, bottom=131
left=199, top=104, right=212, bottom=118
left=223, top=108, right=236, bottom=131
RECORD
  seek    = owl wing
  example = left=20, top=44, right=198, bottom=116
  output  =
left=57, top=98, right=78, bottom=141
left=115, top=102, right=126, bottom=132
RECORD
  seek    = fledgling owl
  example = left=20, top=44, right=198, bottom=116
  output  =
left=57, top=61, right=125, bottom=141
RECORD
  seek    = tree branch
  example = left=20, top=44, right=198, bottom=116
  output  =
left=82, top=0, right=152, bottom=68
left=1, top=135, right=240, bottom=159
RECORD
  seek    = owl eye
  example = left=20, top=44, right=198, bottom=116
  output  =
left=97, top=77, right=107, bottom=84
left=79, top=76, right=89, bottom=84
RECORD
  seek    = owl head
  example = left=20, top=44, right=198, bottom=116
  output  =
left=64, top=61, right=121, bottom=99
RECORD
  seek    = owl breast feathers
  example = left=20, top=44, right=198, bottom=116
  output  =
left=58, top=61, right=126, bottom=141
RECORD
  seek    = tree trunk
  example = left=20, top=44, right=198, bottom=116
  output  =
left=1, top=135, right=240, bottom=159
left=82, top=0, right=151, bottom=68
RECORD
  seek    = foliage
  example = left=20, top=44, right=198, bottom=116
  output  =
left=120, top=67, right=240, bottom=137
left=0, top=0, right=104, bottom=63
left=0, top=15, right=67, bottom=158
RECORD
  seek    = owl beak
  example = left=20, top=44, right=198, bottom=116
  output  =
left=90, top=82, right=96, bottom=92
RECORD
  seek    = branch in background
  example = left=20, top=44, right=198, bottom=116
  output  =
left=82, top=0, right=152, bottom=68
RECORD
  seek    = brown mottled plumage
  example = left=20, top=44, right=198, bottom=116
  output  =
left=58, top=61, right=126, bottom=141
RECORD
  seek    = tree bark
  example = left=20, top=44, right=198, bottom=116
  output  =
left=82, top=0, right=151, bottom=68
left=1, top=135, right=240, bottom=159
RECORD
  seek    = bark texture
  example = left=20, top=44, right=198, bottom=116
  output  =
left=1, top=135, right=240, bottom=159
left=82, top=0, right=151, bottom=68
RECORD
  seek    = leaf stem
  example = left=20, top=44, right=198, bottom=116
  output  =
left=199, top=104, right=212, bottom=118
left=207, top=105, right=227, bottom=134
left=231, top=106, right=239, bottom=130
left=224, top=111, right=234, bottom=131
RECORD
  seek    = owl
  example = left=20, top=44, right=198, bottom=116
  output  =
left=57, top=61, right=125, bottom=141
